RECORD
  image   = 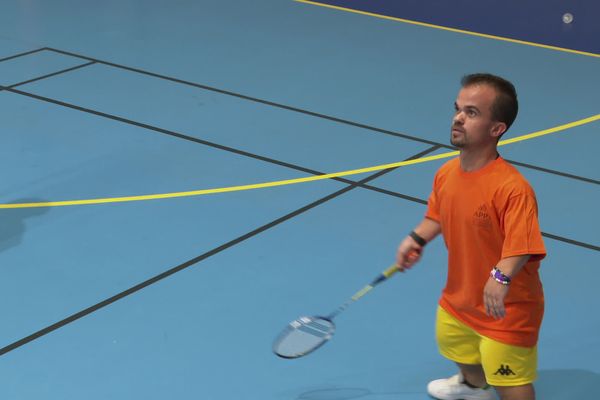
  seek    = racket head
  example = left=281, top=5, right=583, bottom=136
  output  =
left=273, top=316, right=335, bottom=359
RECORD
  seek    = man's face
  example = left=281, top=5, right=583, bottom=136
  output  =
left=451, top=84, right=504, bottom=148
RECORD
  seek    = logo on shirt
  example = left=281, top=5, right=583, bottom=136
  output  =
left=494, top=364, right=516, bottom=376
left=472, top=204, right=492, bottom=229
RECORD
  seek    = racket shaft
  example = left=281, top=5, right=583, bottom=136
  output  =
left=351, top=284, right=374, bottom=301
left=343, top=265, right=398, bottom=310
left=318, top=265, right=400, bottom=325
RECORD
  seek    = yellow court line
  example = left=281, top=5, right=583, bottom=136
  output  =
left=1, top=113, right=598, bottom=209
left=295, top=0, right=600, bottom=59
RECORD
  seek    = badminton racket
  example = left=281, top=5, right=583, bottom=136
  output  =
left=273, top=263, right=400, bottom=359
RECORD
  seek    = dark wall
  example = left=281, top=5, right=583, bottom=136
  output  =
left=310, top=0, right=600, bottom=54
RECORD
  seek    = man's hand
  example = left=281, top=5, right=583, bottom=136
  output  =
left=483, top=277, right=510, bottom=319
left=395, top=236, right=423, bottom=271
left=483, top=255, right=531, bottom=319
left=395, top=219, right=440, bottom=271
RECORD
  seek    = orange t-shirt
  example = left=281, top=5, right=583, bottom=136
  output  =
left=426, top=156, right=546, bottom=347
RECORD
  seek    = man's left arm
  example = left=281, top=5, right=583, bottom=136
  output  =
left=483, top=254, right=531, bottom=319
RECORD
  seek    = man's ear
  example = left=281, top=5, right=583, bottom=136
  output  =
left=490, top=122, right=507, bottom=139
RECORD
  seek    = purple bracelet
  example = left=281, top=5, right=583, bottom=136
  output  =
left=491, top=267, right=511, bottom=285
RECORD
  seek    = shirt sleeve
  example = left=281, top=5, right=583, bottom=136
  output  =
left=501, top=188, right=546, bottom=261
left=425, top=171, right=441, bottom=222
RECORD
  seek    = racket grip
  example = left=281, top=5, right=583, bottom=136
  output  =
left=383, top=264, right=400, bottom=278
left=371, top=264, right=400, bottom=286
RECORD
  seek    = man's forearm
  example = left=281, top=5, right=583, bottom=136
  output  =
left=413, top=218, right=442, bottom=243
left=495, top=255, right=531, bottom=278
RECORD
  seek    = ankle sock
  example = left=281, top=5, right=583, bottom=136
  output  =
left=462, top=377, right=490, bottom=390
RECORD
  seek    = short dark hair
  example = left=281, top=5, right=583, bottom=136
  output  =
left=461, top=73, right=518, bottom=132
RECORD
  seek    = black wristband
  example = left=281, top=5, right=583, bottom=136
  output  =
left=409, top=231, right=427, bottom=247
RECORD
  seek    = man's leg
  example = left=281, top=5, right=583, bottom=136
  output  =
left=494, top=384, right=535, bottom=400
left=480, top=336, right=537, bottom=400
left=429, top=308, right=495, bottom=399
left=456, top=362, right=488, bottom=388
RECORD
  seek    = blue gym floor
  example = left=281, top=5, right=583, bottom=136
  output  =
left=0, top=1, right=598, bottom=399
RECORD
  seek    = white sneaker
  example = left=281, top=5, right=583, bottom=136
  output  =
left=427, top=373, right=496, bottom=400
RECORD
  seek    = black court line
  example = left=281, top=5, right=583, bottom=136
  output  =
left=0, top=47, right=46, bottom=63
left=508, top=160, right=599, bottom=185
left=540, top=232, right=600, bottom=252
left=40, top=48, right=438, bottom=147
left=0, top=145, right=438, bottom=357
left=2, top=85, right=596, bottom=251
left=2, top=61, right=96, bottom=90
left=1, top=83, right=432, bottom=202
left=43, top=47, right=599, bottom=186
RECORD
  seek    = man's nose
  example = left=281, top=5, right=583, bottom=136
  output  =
left=453, top=110, right=465, bottom=124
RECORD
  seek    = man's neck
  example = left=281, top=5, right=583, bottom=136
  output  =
left=459, top=147, right=499, bottom=172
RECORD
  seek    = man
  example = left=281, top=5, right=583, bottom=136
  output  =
left=396, top=74, right=546, bottom=400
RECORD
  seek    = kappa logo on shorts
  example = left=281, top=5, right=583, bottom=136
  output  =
left=494, top=364, right=516, bottom=376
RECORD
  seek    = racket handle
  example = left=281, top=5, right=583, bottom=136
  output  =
left=383, top=264, right=400, bottom=278
left=371, top=264, right=400, bottom=286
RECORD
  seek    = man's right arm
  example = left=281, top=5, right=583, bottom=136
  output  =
left=395, top=218, right=441, bottom=270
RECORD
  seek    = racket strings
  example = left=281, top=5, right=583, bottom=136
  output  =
left=273, top=317, right=335, bottom=358
left=292, top=317, right=334, bottom=339
left=298, top=319, right=332, bottom=335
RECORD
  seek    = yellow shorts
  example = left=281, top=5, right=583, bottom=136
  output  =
left=436, top=306, right=537, bottom=387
